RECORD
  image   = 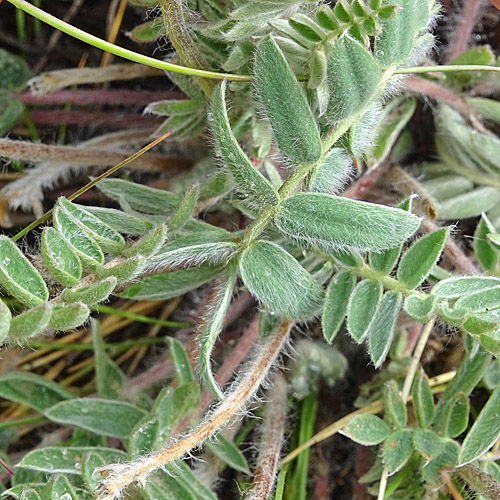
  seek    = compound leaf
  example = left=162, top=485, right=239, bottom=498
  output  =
left=341, top=414, right=390, bottom=446
left=383, top=429, right=413, bottom=473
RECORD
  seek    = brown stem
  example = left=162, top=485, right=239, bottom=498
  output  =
left=446, top=0, right=487, bottom=63
left=96, top=319, right=292, bottom=499
left=456, top=464, right=500, bottom=500
left=247, top=372, right=288, bottom=500
left=19, top=89, right=184, bottom=106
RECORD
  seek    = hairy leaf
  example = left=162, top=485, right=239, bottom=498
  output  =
left=412, top=369, right=435, bottom=428
left=322, top=271, right=356, bottom=343
left=45, top=399, right=146, bottom=439
left=239, top=240, right=324, bottom=320
left=0, top=236, right=48, bottom=307
left=413, top=429, right=443, bottom=461
left=474, top=214, right=499, bottom=273
left=212, top=80, right=279, bottom=206
left=17, top=447, right=126, bottom=475
left=123, top=224, right=168, bottom=259
left=459, top=384, right=500, bottom=464
left=368, top=291, right=402, bottom=368
left=421, top=440, right=459, bottom=485
left=41, top=227, right=82, bottom=287
left=61, top=277, right=117, bottom=306
left=96, top=255, right=145, bottom=284
left=404, top=294, right=436, bottom=322
left=275, top=193, right=420, bottom=252
left=47, top=475, right=77, bottom=500
left=341, top=414, right=390, bottom=446
left=383, top=429, right=413, bottom=473
left=326, top=35, right=381, bottom=123
left=84, top=206, right=153, bottom=236
left=120, top=264, right=224, bottom=300
left=0, top=48, right=31, bottom=91
left=81, top=452, right=107, bottom=491
left=385, top=382, right=407, bottom=428
left=200, top=263, right=237, bottom=398
left=0, top=300, right=11, bottom=343
left=309, top=148, right=353, bottom=195
left=49, top=302, right=90, bottom=331
left=254, top=35, right=322, bottom=165
left=347, top=279, right=383, bottom=343
left=9, top=304, right=52, bottom=341
left=397, top=227, right=449, bottom=289
left=442, top=392, right=469, bottom=439
left=205, top=434, right=250, bottom=474
left=0, top=372, right=73, bottom=413
left=57, top=198, right=125, bottom=254
left=431, top=276, right=500, bottom=299
left=168, top=338, right=195, bottom=386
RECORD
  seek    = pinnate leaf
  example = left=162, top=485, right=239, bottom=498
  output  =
left=0, top=236, right=48, bottom=307
left=413, top=429, right=443, bottom=461
left=254, top=35, right=322, bottom=165
left=84, top=206, right=153, bottom=235
left=432, top=276, right=500, bottom=299
left=9, top=304, right=52, bottom=341
left=368, top=290, right=402, bottom=368
left=45, top=398, right=146, bottom=439
left=49, top=302, right=90, bottom=332
left=309, top=148, right=353, bottom=195
left=212, top=80, right=279, bottom=206
left=275, top=193, right=420, bottom=252
left=341, top=414, right=390, bottom=446
left=459, top=383, right=500, bottom=465
left=61, top=276, right=117, bottom=306
left=322, top=271, right=356, bottom=343
left=397, top=228, right=449, bottom=289
left=239, top=240, right=324, bottom=321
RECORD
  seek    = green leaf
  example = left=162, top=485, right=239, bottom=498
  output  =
left=413, top=429, right=443, bottom=461
left=53, top=207, right=104, bottom=269
left=147, top=99, right=201, bottom=116
left=19, top=489, right=43, bottom=500
left=442, top=392, right=469, bottom=438
left=254, top=35, right=322, bottom=165
left=383, top=429, right=413, bottom=473
left=433, top=348, right=491, bottom=432
left=96, top=255, right=145, bottom=284
left=96, top=178, right=181, bottom=215
left=0, top=300, right=11, bottom=343
left=384, top=381, right=407, bottom=428
left=347, top=279, right=383, bottom=343
left=149, top=232, right=236, bottom=269
left=479, top=329, right=500, bottom=357
left=167, top=461, right=218, bottom=500
left=421, top=440, right=459, bottom=485
left=0, top=96, right=24, bottom=134
left=308, top=48, right=327, bottom=90
left=167, top=186, right=199, bottom=232
left=81, top=452, right=107, bottom=491
left=91, top=320, right=125, bottom=399
left=120, top=264, right=224, bottom=300
left=454, top=286, right=500, bottom=314
left=58, top=198, right=125, bottom=254
left=326, top=35, right=381, bottom=123
left=0, top=372, right=73, bottom=413
left=397, top=228, right=448, bottom=289
left=436, top=187, right=500, bottom=220
left=9, top=304, right=52, bottom=341
left=404, top=294, right=436, bottom=322
left=205, top=433, right=250, bottom=474
left=289, top=14, right=326, bottom=42
left=239, top=240, right=324, bottom=321
left=17, top=447, right=126, bottom=475
left=61, top=277, right=117, bottom=306
left=459, top=384, right=500, bottom=465
left=200, top=264, right=237, bottom=398
left=84, top=206, right=153, bottom=236
left=49, top=302, right=90, bottom=332
left=0, top=49, right=31, bottom=91
left=368, top=290, right=402, bottom=368
left=0, top=236, right=48, bottom=307
left=275, top=193, right=420, bottom=252
left=375, top=0, right=429, bottom=66
left=168, top=338, right=195, bottom=385
left=432, top=276, right=500, bottom=299
left=47, top=475, right=77, bottom=500
left=412, top=369, right=435, bottom=428
left=309, top=148, right=353, bottom=195
left=322, top=271, right=356, bottom=343
left=211, top=81, right=279, bottom=206
left=169, top=382, right=200, bottom=429
left=45, top=398, right=146, bottom=439
left=474, top=214, right=499, bottom=273
left=144, top=474, right=195, bottom=500
left=41, top=227, right=82, bottom=287
left=341, top=414, right=390, bottom=446
left=129, top=18, right=166, bottom=43
left=123, top=224, right=168, bottom=259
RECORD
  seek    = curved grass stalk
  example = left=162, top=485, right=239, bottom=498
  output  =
left=96, top=319, right=292, bottom=499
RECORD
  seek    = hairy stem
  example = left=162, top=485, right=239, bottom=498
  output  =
left=96, top=319, right=292, bottom=499
left=159, top=0, right=215, bottom=96
left=247, top=372, right=288, bottom=500
left=456, top=463, right=500, bottom=500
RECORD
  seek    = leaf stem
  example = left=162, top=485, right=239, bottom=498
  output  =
left=5, top=0, right=251, bottom=82
left=395, top=65, right=500, bottom=75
